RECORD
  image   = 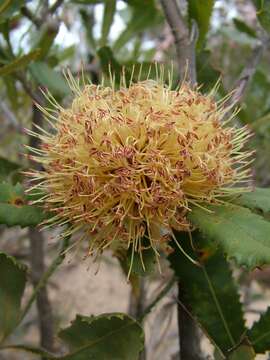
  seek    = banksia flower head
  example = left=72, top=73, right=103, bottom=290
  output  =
left=27, top=68, right=252, bottom=273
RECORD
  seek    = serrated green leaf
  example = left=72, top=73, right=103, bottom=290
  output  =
left=0, top=203, right=46, bottom=227
left=100, top=0, right=116, bottom=47
left=58, top=313, right=144, bottom=360
left=0, top=253, right=27, bottom=343
left=169, top=231, right=246, bottom=354
left=232, top=188, right=270, bottom=214
left=29, top=62, right=70, bottom=96
left=0, top=182, right=47, bottom=227
left=0, top=49, right=41, bottom=76
left=248, top=307, right=270, bottom=353
left=233, top=18, right=257, bottom=38
left=0, top=182, right=23, bottom=203
left=189, top=203, right=270, bottom=269
left=187, top=0, right=215, bottom=48
left=227, top=344, right=255, bottom=359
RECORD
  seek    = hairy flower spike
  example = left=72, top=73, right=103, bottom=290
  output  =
left=27, top=70, right=253, bottom=273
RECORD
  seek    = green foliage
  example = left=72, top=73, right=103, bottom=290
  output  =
left=227, top=345, right=256, bottom=360
left=196, top=50, right=223, bottom=92
left=34, top=22, right=59, bottom=60
left=253, top=0, right=270, bottom=32
left=0, top=182, right=47, bottom=227
left=233, top=188, right=270, bottom=214
left=0, top=203, right=46, bottom=228
left=0, top=253, right=27, bottom=343
left=0, top=249, right=145, bottom=359
left=29, top=62, right=71, bottom=96
left=233, top=18, right=257, bottom=38
left=79, top=9, right=97, bottom=54
left=125, top=247, right=157, bottom=276
left=248, top=307, right=270, bottom=353
left=100, top=0, right=116, bottom=47
left=98, top=46, right=123, bottom=83
left=113, top=1, right=162, bottom=52
left=240, top=70, right=270, bottom=123
left=169, top=231, right=246, bottom=355
left=0, top=0, right=24, bottom=22
left=2, top=75, right=20, bottom=110
left=55, top=45, right=76, bottom=63
left=251, top=112, right=270, bottom=135
left=187, top=0, right=215, bottom=48
left=4, top=313, right=144, bottom=360
left=98, top=46, right=174, bottom=87
left=98, top=46, right=145, bottom=83
left=189, top=203, right=270, bottom=269
left=0, top=156, right=20, bottom=182
left=59, top=313, right=144, bottom=360
left=0, top=182, right=24, bottom=202
left=0, top=49, right=41, bottom=76
left=72, top=0, right=104, bottom=3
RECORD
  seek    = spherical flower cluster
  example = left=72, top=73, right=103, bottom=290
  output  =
left=27, top=72, right=252, bottom=269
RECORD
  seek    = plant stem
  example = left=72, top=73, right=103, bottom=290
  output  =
left=159, top=0, right=197, bottom=86
left=28, top=228, right=55, bottom=353
left=128, top=278, right=147, bottom=360
left=21, top=234, right=70, bottom=323
left=139, top=276, right=176, bottom=322
left=177, top=283, right=204, bottom=360
left=160, top=1, right=201, bottom=358
left=26, top=101, right=54, bottom=357
left=227, top=38, right=269, bottom=108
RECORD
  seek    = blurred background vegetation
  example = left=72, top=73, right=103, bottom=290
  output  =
left=1, top=0, right=270, bottom=359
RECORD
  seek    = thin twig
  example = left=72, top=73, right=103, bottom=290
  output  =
left=49, top=0, right=65, bottom=14
left=41, top=0, right=50, bottom=19
left=21, top=6, right=42, bottom=27
left=128, top=278, right=147, bottom=360
left=160, top=0, right=197, bottom=85
left=20, top=235, right=70, bottom=323
left=27, top=102, right=53, bottom=356
left=159, top=2, right=200, bottom=357
left=189, top=20, right=199, bottom=84
left=129, top=278, right=146, bottom=320
left=22, top=0, right=64, bottom=27
left=175, top=288, right=206, bottom=360
left=139, top=276, right=176, bottom=322
left=228, top=41, right=268, bottom=107
left=28, top=228, right=55, bottom=354
left=0, top=100, right=21, bottom=129
left=16, top=73, right=43, bottom=104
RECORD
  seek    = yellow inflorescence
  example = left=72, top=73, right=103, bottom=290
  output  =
left=27, top=72, right=252, bottom=268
